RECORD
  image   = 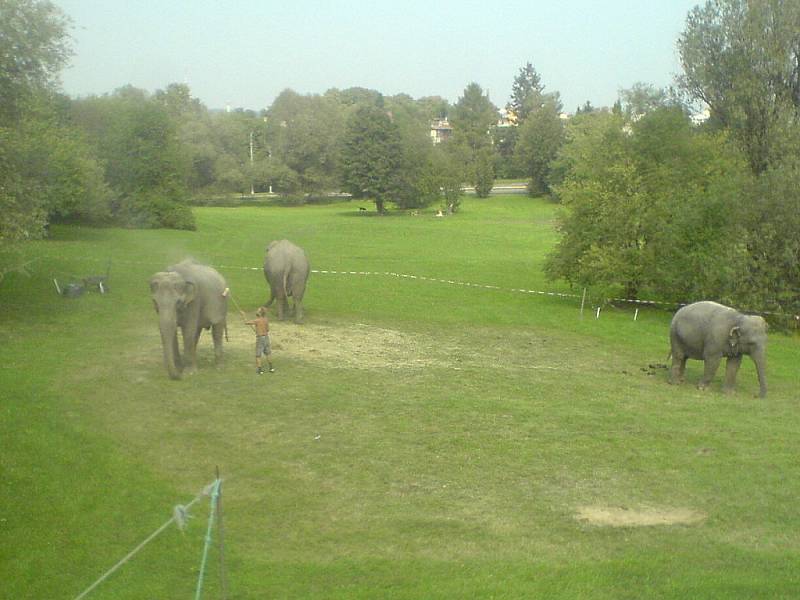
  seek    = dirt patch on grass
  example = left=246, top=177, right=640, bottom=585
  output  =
left=222, top=320, right=572, bottom=373
left=226, top=321, right=454, bottom=370
left=576, top=506, right=706, bottom=527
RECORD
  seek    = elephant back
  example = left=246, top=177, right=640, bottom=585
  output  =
left=168, top=259, right=228, bottom=322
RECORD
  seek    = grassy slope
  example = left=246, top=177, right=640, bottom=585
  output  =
left=2, top=197, right=799, bottom=599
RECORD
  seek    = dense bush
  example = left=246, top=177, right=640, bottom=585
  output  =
left=545, top=107, right=750, bottom=302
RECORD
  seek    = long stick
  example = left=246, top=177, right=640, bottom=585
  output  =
left=226, top=289, right=256, bottom=333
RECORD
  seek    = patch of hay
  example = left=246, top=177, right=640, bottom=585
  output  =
left=227, top=321, right=451, bottom=370
left=576, top=506, right=706, bottom=527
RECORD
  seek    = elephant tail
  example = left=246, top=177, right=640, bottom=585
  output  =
left=225, top=322, right=229, bottom=342
left=283, top=270, right=292, bottom=298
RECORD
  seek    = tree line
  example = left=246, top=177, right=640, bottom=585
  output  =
left=0, top=0, right=568, bottom=247
left=1, top=0, right=798, bottom=319
left=547, top=0, right=800, bottom=320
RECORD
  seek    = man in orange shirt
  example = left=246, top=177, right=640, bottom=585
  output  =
left=242, top=306, right=274, bottom=375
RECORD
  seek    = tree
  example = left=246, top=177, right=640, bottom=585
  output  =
left=449, top=83, right=498, bottom=197
left=205, top=109, right=262, bottom=194
left=472, top=148, right=495, bottom=199
left=340, top=104, right=405, bottom=213
left=492, top=124, right=519, bottom=179
left=417, top=147, right=463, bottom=212
left=416, top=96, right=450, bottom=120
left=450, top=82, right=497, bottom=153
left=508, top=62, right=544, bottom=123
left=266, top=89, right=345, bottom=194
left=676, top=0, right=800, bottom=320
left=513, top=96, right=565, bottom=196
left=0, top=0, right=111, bottom=283
left=70, top=87, right=194, bottom=229
left=545, top=107, right=750, bottom=301
left=678, top=0, right=800, bottom=174
left=618, top=83, right=672, bottom=120
left=736, top=162, right=800, bottom=318
left=0, top=0, right=71, bottom=123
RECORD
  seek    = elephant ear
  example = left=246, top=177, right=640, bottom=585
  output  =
left=181, top=280, right=197, bottom=304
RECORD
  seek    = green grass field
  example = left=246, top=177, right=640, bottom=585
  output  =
left=2, top=196, right=799, bottom=599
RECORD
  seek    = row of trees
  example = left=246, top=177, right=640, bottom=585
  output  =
left=3, top=0, right=797, bottom=317
left=546, top=0, right=800, bottom=318
left=2, top=3, right=563, bottom=245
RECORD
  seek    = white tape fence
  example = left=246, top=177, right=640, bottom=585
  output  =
left=35, top=254, right=798, bottom=319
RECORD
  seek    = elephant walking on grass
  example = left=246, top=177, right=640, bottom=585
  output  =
left=150, top=260, right=228, bottom=379
left=263, top=239, right=309, bottom=323
left=669, top=301, right=768, bottom=397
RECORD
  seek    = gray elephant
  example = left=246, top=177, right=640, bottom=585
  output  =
left=669, top=301, right=767, bottom=397
left=263, top=239, right=310, bottom=323
left=150, top=260, right=228, bottom=379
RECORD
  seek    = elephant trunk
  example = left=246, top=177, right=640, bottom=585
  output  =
left=751, top=348, right=767, bottom=398
left=159, top=310, right=182, bottom=380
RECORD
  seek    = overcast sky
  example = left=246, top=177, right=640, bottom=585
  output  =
left=53, top=0, right=700, bottom=113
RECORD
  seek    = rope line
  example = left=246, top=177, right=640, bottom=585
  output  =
left=73, top=480, right=219, bottom=600
left=194, top=479, right=221, bottom=600
left=33, top=254, right=797, bottom=318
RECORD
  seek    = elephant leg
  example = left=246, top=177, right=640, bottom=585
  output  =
left=173, top=331, right=182, bottom=369
left=183, top=328, right=199, bottom=373
left=669, top=351, right=686, bottom=384
left=294, top=299, right=304, bottom=324
left=698, top=355, right=721, bottom=390
left=212, top=323, right=224, bottom=364
left=279, top=296, right=289, bottom=321
left=271, top=294, right=281, bottom=320
left=723, top=355, right=742, bottom=394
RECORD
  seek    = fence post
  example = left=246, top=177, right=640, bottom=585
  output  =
left=580, top=288, right=587, bottom=319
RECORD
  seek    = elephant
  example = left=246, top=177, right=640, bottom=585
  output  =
left=150, top=260, right=228, bottom=380
left=669, top=301, right=768, bottom=397
left=263, top=239, right=310, bottom=323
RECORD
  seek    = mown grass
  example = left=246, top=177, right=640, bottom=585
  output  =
left=2, top=196, right=799, bottom=599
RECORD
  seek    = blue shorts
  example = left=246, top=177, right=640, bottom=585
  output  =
left=256, top=335, right=271, bottom=357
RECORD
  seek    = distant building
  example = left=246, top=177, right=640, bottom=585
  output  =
left=430, top=118, right=453, bottom=144
left=497, top=109, right=518, bottom=128
left=691, top=107, right=711, bottom=125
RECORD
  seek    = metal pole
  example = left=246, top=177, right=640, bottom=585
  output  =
left=249, top=131, right=255, bottom=195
